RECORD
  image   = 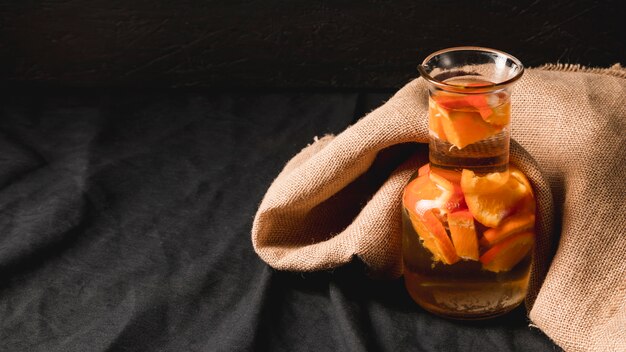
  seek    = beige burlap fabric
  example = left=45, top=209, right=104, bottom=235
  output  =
left=252, top=64, right=626, bottom=351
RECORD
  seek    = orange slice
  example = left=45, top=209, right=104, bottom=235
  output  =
left=408, top=210, right=460, bottom=264
left=407, top=211, right=442, bottom=262
left=429, top=114, right=448, bottom=141
left=419, top=210, right=460, bottom=264
left=439, top=110, right=498, bottom=149
left=404, top=174, right=458, bottom=217
left=448, top=210, right=480, bottom=260
left=461, top=169, right=509, bottom=193
left=429, top=171, right=455, bottom=192
left=418, top=163, right=431, bottom=177
left=480, top=231, right=534, bottom=272
left=483, top=213, right=535, bottom=245
left=404, top=169, right=466, bottom=216
left=464, top=183, right=527, bottom=228
left=461, top=169, right=530, bottom=227
left=428, top=168, right=466, bottom=212
left=443, top=184, right=467, bottom=212
left=433, top=95, right=467, bottom=110
left=509, top=166, right=534, bottom=197
left=435, top=94, right=495, bottom=121
left=429, top=99, right=448, bottom=141
left=464, top=95, right=493, bottom=119
left=430, top=167, right=462, bottom=184
left=483, top=101, right=510, bottom=126
left=403, top=175, right=443, bottom=213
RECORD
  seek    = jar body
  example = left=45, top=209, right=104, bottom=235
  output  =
left=404, top=48, right=534, bottom=319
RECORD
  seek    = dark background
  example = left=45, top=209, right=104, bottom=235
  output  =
left=1, top=0, right=624, bottom=88
left=0, top=1, right=623, bottom=351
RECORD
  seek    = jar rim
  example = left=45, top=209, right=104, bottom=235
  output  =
left=417, top=46, right=524, bottom=94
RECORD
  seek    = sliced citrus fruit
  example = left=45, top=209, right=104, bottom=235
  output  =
left=407, top=211, right=442, bottom=262
left=448, top=210, right=480, bottom=260
left=483, top=101, right=510, bottom=126
left=418, top=163, right=431, bottom=177
left=483, top=213, right=535, bottom=245
left=509, top=166, right=534, bottom=197
left=407, top=210, right=460, bottom=264
left=404, top=174, right=440, bottom=203
left=429, top=114, right=448, bottom=141
left=429, top=99, right=448, bottom=141
left=461, top=169, right=509, bottom=193
left=403, top=175, right=442, bottom=213
left=464, top=95, right=493, bottom=120
left=428, top=167, right=466, bottom=211
left=464, top=185, right=527, bottom=228
left=461, top=169, right=528, bottom=227
left=433, top=95, right=467, bottom=110
left=430, top=169, right=467, bottom=211
left=439, top=110, right=498, bottom=149
left=404, top=171, right=466, bottom=216
left=430, top=167, right=462, bottom=184
left=420, top=210, right=460, bottom=264
left=429, top=171, right=455, bottom=192
left=480, top=231, right=534, bottom=272
left=443, top=184, right=467, bottom=212
left=434, top=93, right=494, bottom=120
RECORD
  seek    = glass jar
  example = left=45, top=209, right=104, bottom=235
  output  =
left=402, top=47, right=535, bottom=319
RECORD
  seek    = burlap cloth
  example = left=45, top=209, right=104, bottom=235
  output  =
left=252, top=64, right=626, bottom=352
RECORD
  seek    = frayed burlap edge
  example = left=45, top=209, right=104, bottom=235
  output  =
left=537, top=63, right=626, bottom=78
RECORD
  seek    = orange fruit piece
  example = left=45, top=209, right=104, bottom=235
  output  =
left=480, top=231, right=534, bottom=272
left=404, top=168, right=467, bottom=216
left=435, top=94, right=494, bottom=121
left=418, top=210, right=461, bottom=264
left=429, top=98, right=448, bottom=141
left=461, top=169, right=509, bottom=193
left=464, top=95, right=493, bottom=120
left=443, top=184, right=467, bottom=212
left=429, top=114, right=448, bottom=141
left=428, top=168, right=467, bottom=212
left=403, top=174, right=443, bottom=215
left=464, top=185, right=526, bottom=228
left=438, top=110, right=498, bottom=149
left=404, top=174, right=461, bottom=217
left=448, top=210, right=480, bottom=260
left=509, top=166, right=534, bottom=197
left=429, top=171, right=455, bottom=192
left=483, top=213, right=535, bottom=245
left=508, top=166, right=536, bottom=215
left=430, top=166, right=462, bottom=184
left=461, top=169, right=530, bottom=227
left=407, top=211, right=443, bottom=263
left=433, top=95, right=467, bottom=110
left=483, top=101, right=510, bottom=126
left=407, top=210, right=460, bottom=264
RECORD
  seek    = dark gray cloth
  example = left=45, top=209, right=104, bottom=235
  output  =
left=0, top=90, right=558, bottom=351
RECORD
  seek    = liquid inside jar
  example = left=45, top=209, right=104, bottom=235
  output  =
left=428, top=77, right=511, bottom=173
left=402, top=77, right=536, bottom=319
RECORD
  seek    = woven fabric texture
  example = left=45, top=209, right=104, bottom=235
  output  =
left=252, top=65, right=626, bottom=351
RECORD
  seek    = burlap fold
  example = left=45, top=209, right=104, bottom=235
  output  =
left=252, top=64, right=626, bottom=352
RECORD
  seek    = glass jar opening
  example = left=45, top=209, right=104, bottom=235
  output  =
left=418, top=47, right=524, bottom=94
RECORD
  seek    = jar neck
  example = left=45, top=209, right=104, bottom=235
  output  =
left=427, top=87, right=511, bottom=174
